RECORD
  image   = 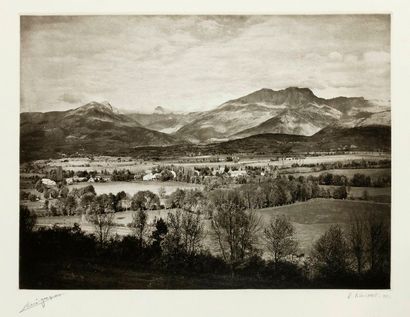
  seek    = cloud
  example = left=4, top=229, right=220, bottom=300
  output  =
left=20, top=15, right=391, bottom=112
left=58, top=93, right=84, bottom=104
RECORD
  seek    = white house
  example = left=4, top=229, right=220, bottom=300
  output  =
left=73, top=176, right=87, bottom=182
left=143, top=173, right=155, bottom=181
left=41, top=178, right=56, bottom=186
left=65, top=178, right=74, bottom=185
left=88, top=177, right=95, bottom=183
left=228, top=170, right=247, bottom=178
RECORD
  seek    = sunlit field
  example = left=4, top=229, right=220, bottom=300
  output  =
left=254, top=199, right=390, bottom=252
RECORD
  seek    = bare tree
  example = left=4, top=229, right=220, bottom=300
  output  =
left=161, top=210, right=205, bottom=256
left=264, top=215, right=298, bottom=266
left=348, top=212, right=367, bottom=275
left=88, top=201, right=115, bottom=248
left=158, top=186, right=166, bottom=199
left=211, top=190, right=261, bottom=269
left=365, top=210, right=390, bottom=273
left=131, top=209, right=148, bottom=248
left=181, top=210, right=205, bottom=255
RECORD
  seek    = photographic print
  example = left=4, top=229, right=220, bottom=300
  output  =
left=19, top=15, right=391, bottom=289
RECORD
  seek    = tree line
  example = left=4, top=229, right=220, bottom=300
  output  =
left=20, top=184, right=390, bottom=288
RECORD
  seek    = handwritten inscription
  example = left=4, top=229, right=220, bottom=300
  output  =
left=20, top=293, right=63, bottom=313
left=348, top=292, right=391, bottom=299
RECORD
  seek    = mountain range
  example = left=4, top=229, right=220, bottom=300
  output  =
left=20, top=102, right=184, bottom=161
left=20, top=87, right=391, bottom=160
left=173, top=87, right=390, bottom=142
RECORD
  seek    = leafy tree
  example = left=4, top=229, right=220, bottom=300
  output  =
left=168, top=188, right=186, bottom=208
left=159, top=169, right=174, bottom=181
left=80, top=192, right=96, bottom=214
left=312, top=225, right=350, bottom=278
left=49, top=188, right=59, bottom=199
left=65, top=195, right=77, bottom=216
left=350, top=173, right=371, bottom=187
left=299, top=181, right=312, bottom=201
left=182, top=189, right=205, bottom=213
left=96, top=194, right=115, bottom=213
left=114, top=191, right=128, bottom=211
left=28, top=193, right=38, bottom=202
left=43, top=188, right=50, bottom=199
left=34, top=179, right=44, bottom=193
left=151, top=217, right=168, bottom=250
left=131, top=191, right=160, bottom=211
left=361, top=190, right=369, bottom=201
left=333, top=185, right=347, bottom=199
left=48, top=199, right=65, bottom=215
left=43, top=199, right=49, bottom=214
left=264, top=215, right=298, bottom=265
left=59, top=186, right=69, bottom=198
left=20, top=205, right=37, bottom=234
left=320, top=173, right=334, bottom=185
left=78, top=185, right=96, bottom=196
left=115, top=190, right=127, bottom=201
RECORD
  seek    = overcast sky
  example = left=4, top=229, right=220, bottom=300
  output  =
left=21, top=15, right=390, bottom=113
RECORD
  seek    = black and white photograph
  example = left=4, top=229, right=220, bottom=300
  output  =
left=19, top=14, right=392, bottom=290
left=2, top=0, right=410, bottom=315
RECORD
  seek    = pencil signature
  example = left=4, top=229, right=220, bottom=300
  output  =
left=347, top=291, right=390, bottom=299
left=20, top=293, right=63, bottom=313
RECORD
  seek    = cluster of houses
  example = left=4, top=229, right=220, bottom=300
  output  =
left=41, top=178, right=57, bottom=187
left=41, top=164, right=279, bottom=187
left=142, top=170, right=177, bottom=181
left=140, top=167, right=249, bottom=181
left=65, top=175, right=111, bottom=185
left=228, top=170, right=248, bottom=178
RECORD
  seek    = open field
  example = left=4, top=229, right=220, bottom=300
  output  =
left=255, top=199, right=390, bottom=252
left=68, top=181, right=203, bottom=196
left=34, top=153, right=390, bottom=173
left=36, top=198, right=390, bottom=255
left=282, top=167, right=391, bottom=179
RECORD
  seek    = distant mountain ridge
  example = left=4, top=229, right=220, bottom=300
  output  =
left=20, top=87, right=391, bottom=160
left=173, top=87, right=390, bottom=143
left=20, top=101, right=185, bottom=161
left=125, top=108, right=201, bottom=134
